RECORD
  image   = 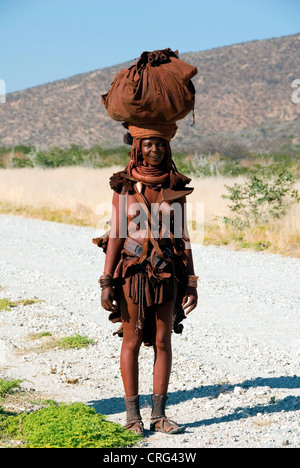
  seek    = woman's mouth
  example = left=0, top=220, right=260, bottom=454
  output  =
left=150, top=154, right=162, bottom=160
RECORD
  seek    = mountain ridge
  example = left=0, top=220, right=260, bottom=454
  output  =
left=1, top=33, right=300, bottom=154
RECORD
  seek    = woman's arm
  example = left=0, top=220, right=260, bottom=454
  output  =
left=103, top=191, right=126, bottom=275
left=179, top=196, right=198, bottom=315
left=101, top=191, right=126, bottom=311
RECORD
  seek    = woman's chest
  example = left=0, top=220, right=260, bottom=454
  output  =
left=126, top=193, right=174, bottom=222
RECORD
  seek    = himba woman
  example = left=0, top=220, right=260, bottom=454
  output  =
left=98, top=121, right=198, bottom=436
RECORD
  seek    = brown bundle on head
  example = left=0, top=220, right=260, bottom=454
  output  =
left=101, top=48, right=197, bottom=126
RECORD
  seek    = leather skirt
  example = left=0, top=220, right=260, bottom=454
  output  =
left=111, top=236, right=188, bottom=346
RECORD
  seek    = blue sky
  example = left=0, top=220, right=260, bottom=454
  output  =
left=1, top=0, right=299, bottom=93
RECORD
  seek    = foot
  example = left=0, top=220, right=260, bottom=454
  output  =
left=125, top=419, right=144, bottom=436
left=150, top=416, right=185, bottom=434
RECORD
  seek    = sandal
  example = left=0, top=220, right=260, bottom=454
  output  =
left=125, top=419, right=145, bottom=436
left=150, top=394, right=186, bottom=434
left=123, top=395, right=144, bottom=436
left=150, top=416, right=185, bottom=434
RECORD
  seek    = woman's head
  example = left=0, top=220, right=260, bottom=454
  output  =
left=123, top=122, right=177, bottom=174
left=121, top=132, right=190, bottom=189
left=125, top=136, right=173, bottom=174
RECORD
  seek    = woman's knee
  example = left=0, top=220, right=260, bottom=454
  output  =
left=153, top=302, right=173, bottom=352
left=122, top=333, right=142, bottom=354
left=154, top=332, right=172, bottom=353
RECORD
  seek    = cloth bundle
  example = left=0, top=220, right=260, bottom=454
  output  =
left=101, top=48, right=198, bottom=128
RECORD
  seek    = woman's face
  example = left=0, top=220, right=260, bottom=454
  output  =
left=141, top=138, right=166, bottom=166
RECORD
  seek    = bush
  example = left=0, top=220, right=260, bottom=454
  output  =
left=222, top=171, right=300, bottom=229
left=11, top=156, right=34, bottom=168
left=1, top=143, right=300, bottom=178
left=85, top=145, right=130, bottom=168
left=34, top=145, right=84, bottom=167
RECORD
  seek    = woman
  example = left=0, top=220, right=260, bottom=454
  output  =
left=98, top=122, right=198, bottom=435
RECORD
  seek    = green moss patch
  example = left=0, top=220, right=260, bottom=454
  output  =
left=56, top=334, right=94, bottom=349
left=0, top=379, right=23, bottom=398
left=0, top=402, right=141, bottom=448
left=0, top=297, right=41, bottom=311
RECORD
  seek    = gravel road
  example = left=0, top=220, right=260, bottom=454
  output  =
left=0, top=214, right=299, bottom=448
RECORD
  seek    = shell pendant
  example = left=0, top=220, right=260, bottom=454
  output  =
left=136, top=181, right=143, bottom=193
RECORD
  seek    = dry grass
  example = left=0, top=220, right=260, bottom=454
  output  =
left=0, top=167, right=299, bottom=257
left=0, top=166, right=234, bottom=223
left=0, top=166, right=120, bottom=230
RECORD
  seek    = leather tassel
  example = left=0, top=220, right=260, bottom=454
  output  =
left=136, top=271, right=145, bottom=332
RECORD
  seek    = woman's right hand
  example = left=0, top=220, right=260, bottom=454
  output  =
left=101, top=286, right=118, bottom=312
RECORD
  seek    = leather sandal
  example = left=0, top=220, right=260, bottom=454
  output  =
left=150, top=394, right=185, bottom=434
left=124, top=419, right=145, bottom=436
left=123, top=395, right=144, bottom=436
left=150, top=416, right=185, bottom=434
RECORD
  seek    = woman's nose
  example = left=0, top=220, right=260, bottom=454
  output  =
left=151, top=144, right=160, bottom=152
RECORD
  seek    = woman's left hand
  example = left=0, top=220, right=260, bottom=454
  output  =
left=182, top=287, right=198, bottom=315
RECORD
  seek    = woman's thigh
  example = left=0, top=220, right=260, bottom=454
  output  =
left=119, top=285, right=144, bottom=344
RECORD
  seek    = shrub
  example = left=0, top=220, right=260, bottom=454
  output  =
left=11, top=156, right=34, bottom=168
left=222, top=171, right=300, bottom=229
left=34, top=145, right=84, bottom=167
left=85, top=145, right=130, bottom=168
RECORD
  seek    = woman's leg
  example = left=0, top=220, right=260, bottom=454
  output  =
left=119, top=287, right=144, bottom=397
left=152, top=300, right=173, bottom=395
left=150, top=300, right=184, bottom=433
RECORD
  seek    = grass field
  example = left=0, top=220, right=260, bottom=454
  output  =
left=0, top=167, right=299, bottom=257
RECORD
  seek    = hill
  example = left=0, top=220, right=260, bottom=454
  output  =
left=1, top=33, right=300, bottom=154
